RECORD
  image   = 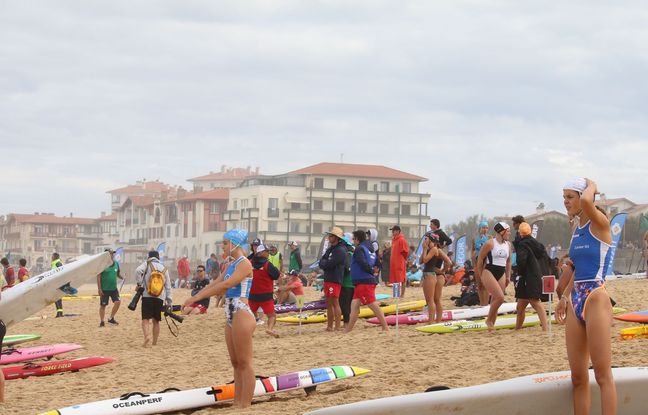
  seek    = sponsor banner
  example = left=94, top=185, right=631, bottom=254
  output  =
left=606, top=213, right=628, bottom=276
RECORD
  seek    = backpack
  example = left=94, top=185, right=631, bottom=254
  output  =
left=146, top=261, right=166, bottom=297
left=362, top=244, right=377, bottom=269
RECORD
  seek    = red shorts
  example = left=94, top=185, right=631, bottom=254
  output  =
left=353, top=284, right=376, bottom=305
left=248, top=299, right=276, bottom=315
left=323, top=282, right=341, bottom=298
left=190, top=304, right=208, bottom=314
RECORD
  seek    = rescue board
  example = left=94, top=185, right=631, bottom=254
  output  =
left=38, top=365, right=370, bottom=415
left=277, top=300, right=426, bottom=324
left=366, top=302, right=524, bottom=326
left=305, top=367, right=648, bottom=415
left=2, top=356, right=113, bottom=380
left=0, top=252, right=112, bottom=327
left=0, top=343, right=83, bottom=365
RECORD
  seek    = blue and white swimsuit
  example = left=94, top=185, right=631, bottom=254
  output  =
left=223, top=256, right=254, bottom=326
left=569, top=221, right=612, bottom=324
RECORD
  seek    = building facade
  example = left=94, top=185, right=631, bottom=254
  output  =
left=224, top=162, right=430, bottom=261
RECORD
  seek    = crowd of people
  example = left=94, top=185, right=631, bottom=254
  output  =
left=2, top=177, right=647, bottom=414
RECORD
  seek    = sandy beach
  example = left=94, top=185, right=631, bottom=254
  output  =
left=2, top=278, right=647, bottom=415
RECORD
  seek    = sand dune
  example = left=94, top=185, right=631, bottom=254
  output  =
left=2, top=278, right=647, bottom=414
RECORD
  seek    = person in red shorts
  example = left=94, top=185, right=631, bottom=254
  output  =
left=319, top=227, right=348, bottom=332
left=345, top=230, right=389, bottom=332
left=277, top=270, right=304, bottom=304
left=389, top=225, right=409, bottom=298
left=248, top=242, right=281, bottom=337
left=182, top=265, right=211, bottom=315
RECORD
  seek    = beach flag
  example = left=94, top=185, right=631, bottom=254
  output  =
left=447, top=232, right=457, bottom=254
left=454, top=235, right=467, bottom=267
left=605, top=213, right=628, bottom=277
left=157, top=242, right=167, bottom=265
left=530, top=220, right=544, bottom=239
left=640, top=214, right=648, bottom=232
left=414, top=235, right=425, bottom=267
left=113, top=247, right=124, bottom=264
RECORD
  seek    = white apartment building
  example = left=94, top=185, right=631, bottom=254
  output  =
left=224, top=162, right=431, bottom=260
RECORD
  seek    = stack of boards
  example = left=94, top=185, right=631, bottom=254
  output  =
left=366, top=302, right=525, bottom=326
left=305, top=367, right=648, bottom=415
left=615, top=309, right=648, bottom=340
left=1, top=339, right=114, bottom=380
left=38, top=365, right=370, bottom=415
left=277, top=300, right=426, bottom=323
left=416, top=307, right=627, bottom=334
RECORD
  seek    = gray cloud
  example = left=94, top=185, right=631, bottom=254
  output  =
left=1, top=1, right=647, bottom=224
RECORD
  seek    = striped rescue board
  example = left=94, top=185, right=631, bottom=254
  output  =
left=38, top=365, right=370, bottom=415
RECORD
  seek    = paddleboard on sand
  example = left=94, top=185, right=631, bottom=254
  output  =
left=277, top=300, right=426, bottom=324
left=0, top=252, right=112, bottom=327
left=415, top=313, right=544, bottom=333
left=24, top=314, right=82, bottom=321
left=614, top=310, right=648, bottom=323
left=366, top=302, right=525, bottom=326
left=2, top=356, right=113, bottom=380
left=38, top=365, right=370, bottom=415
left=275, top=294, right=391, bottom=314
left=2, top=334, right=42, bottom=347
left=0, top=343, right=83, bottom=365
left=620, top=325, right=648, bottom=340
left=305, top=367, right=648, bottom=415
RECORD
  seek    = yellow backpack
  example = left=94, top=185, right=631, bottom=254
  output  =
left=147, top=262, right=166, bottom=297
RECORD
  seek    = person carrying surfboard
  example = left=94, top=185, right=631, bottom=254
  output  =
left=556, top=178, right=617, bottom=415
left=183, top=228, right=256, bottom=409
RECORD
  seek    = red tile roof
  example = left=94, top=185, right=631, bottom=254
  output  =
left=107, top=181, right=172, bottom=194
left=178, top=189, right=230, bottom=202
left=97, top=213, right=118, bottom=221
left=128, top=196, right=155, bottom=207
left=9, top=213, right=97, bottom=225
left=287, top=162, right=427, bottom=181
left=188, top=167, right=256, bottom=182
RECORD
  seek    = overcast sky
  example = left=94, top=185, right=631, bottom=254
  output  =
left=1, top=1, right=647, bottom=226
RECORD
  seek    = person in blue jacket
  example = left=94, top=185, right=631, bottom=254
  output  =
left=319, top=227, right=347, bottom=332
left=344, top=230, right=389, bottom=333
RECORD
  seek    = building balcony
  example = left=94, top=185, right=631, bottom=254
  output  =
left=127, top=238, right=149, bottom=246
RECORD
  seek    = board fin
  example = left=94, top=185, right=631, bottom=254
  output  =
left=425, top=386, right=451, bottom=392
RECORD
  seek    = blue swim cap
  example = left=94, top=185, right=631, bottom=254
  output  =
left=479, top=220, right=489, bottom=228
left=224, top=228, right=248, bottom=250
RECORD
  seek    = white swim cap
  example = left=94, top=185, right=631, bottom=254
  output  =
left=563, top=178, right=587, bottom=194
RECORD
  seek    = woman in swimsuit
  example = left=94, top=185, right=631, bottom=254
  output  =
left=555, top=178, right=617, bottom=415
left=420, top=232, right=452, bottom=323
left=183, top=228, right=255, bottom=408
left=476, top=222, right=512, bottom=331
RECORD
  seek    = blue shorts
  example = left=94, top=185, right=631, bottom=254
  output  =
left=100, top=290, right=121, bottom=306
left=571, top=280, right=605, bottom=325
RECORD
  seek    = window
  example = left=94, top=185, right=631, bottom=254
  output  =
left=313, top=200, right=323, bottom=210
left=34, top=240, right=42, bottom=250
left=290, top=222, right=300, bottom=233
left=112, top=194, right=120, bottom=203
left=395, top=184, right=400, bottom=193
left=314, top=178, right=324, bottom=189
left=380, top=182, right=390, bottom=192
left=268, top=198, right=279, bottom=217
left=268, top=222, right=278, bottom=232
left=233, top=200, right=238, bottom=210
left=402, top=182, right=412, bottom=193
left=380, top=204, right=389, bottom=214
left=241, top=199, right=248, bottom=208
left=210, top=202, right=220, bottom=214
left=205, top=244, right=209, bottom=257
left=167, top=226, right=171, bottom=237
left=359, top=180, right=368, bottom=191
left=291, top=202, right=301, bottom=210
left=401, top=205, right=411, bottom=215
left=336, top=201, right=345, bottom=211
left=313, top=223, right=323, bottom=234
left=252, top=198, right=257, bottom=208
left=358, top=202, right=367, bottom=213
left=336, top=179, right=346, bottom=190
